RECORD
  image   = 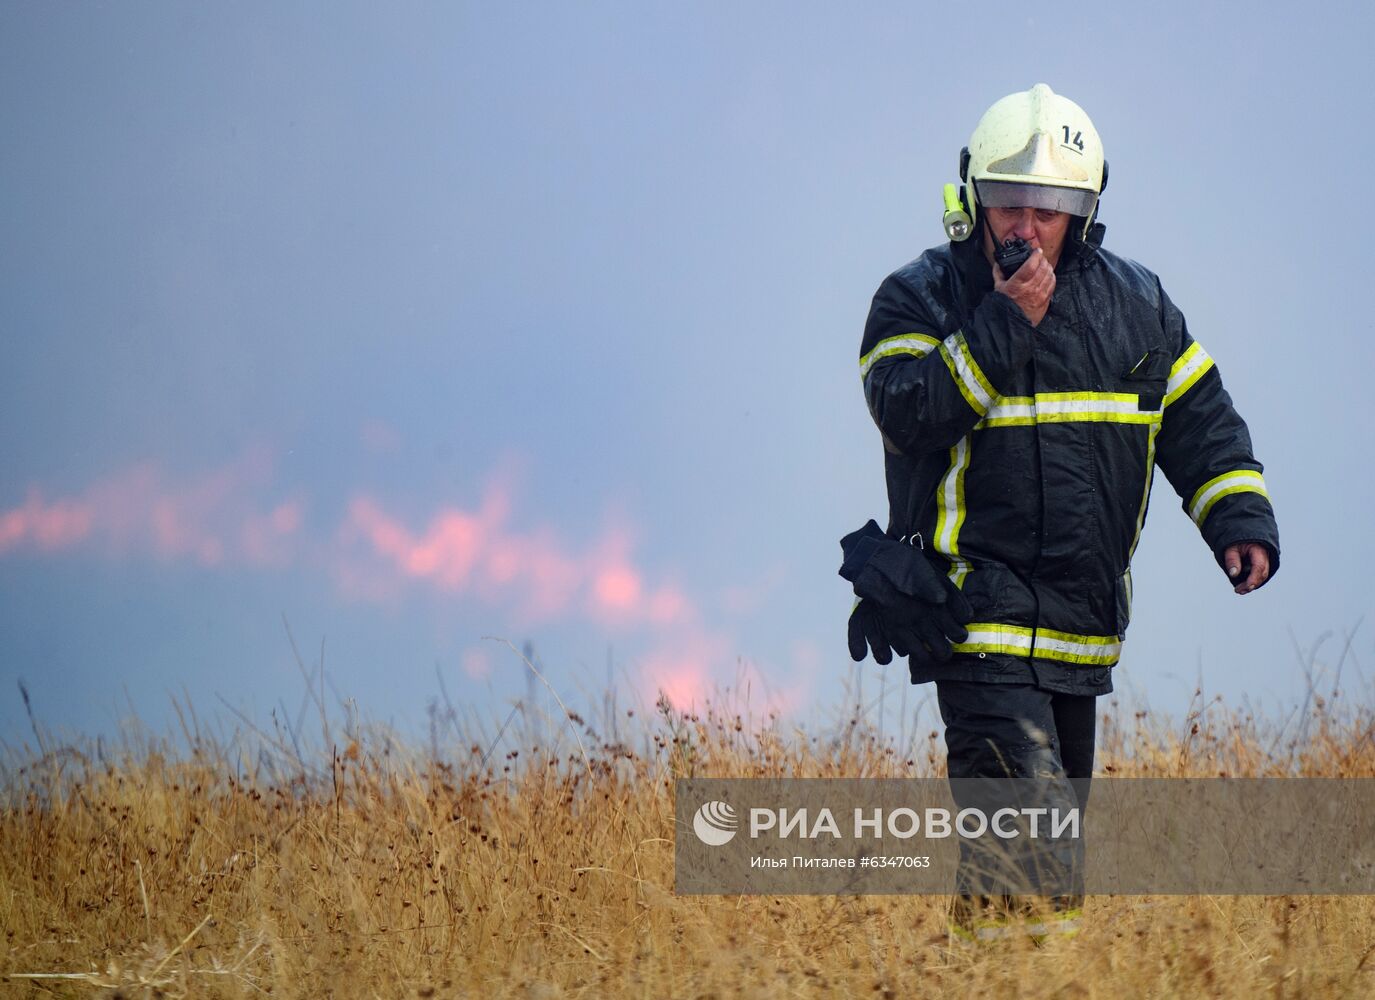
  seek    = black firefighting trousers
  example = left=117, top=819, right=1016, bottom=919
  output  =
left=935, top=680, right=1096, bottom=904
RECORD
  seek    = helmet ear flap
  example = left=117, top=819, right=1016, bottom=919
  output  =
left=959, top=146, right=971, bottom=183
left=1082, top=161, right=1107, bottom=239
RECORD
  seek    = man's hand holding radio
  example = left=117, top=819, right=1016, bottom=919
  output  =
left=993, top=244, right=1056, bottom=327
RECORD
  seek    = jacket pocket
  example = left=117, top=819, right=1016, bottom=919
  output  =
left=1122, top=347, right=1170, bottom=381
left=1115, top=568, right=1133, bottom=640
left=1122, top=347, right=1168, bottom=411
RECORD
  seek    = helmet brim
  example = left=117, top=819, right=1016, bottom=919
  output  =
left=977, top=180, right=1097, bottom=217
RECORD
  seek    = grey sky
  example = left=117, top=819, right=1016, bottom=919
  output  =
left=3, top=2, right=1372, bottom=743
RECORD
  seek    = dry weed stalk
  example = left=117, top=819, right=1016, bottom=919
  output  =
left=3, top=658, right=1375, bottom=998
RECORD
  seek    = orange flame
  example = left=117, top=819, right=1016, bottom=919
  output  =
left=0, top=490, right=94, bottom=552
left=3, top=450, right=780, bottom=713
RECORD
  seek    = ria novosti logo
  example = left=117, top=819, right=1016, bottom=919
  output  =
left=692, top=800, right=738, bottom=846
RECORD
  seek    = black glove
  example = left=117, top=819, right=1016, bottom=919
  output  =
left=847, top=598, right=930, bottom=667
left=840, top=519, right=973, bottom=665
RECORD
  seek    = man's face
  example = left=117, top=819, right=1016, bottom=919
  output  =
left=982, top=205, right=1073, bottom=271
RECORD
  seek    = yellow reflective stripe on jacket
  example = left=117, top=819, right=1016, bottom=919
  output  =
left=1128, top=421, right=1162, bottom=560
left=939, top=332, right=996, bottom=416
left=858, top=333, right=941, bottom=380
left=952, top=624, right=1122, bottom=666
left=978, top=392, right=1161, bottom=428
left=1164, top=341, right=1215, bottom=408
left=1034, top=627, right=1122, bottom=665
left=1188, top=470, right=1269, bottom=527
left=933, top=435, right=972, bottom=588
left=953, top=623, right=1035, bottom=657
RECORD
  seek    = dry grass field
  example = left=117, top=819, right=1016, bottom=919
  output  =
left=4, top=665, right=1375, bottom=999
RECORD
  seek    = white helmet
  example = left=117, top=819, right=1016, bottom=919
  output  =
left=959, top=83, right=1107, bottom=240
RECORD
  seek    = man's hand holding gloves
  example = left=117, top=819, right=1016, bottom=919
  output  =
left=839, top=520, right=973, bottom=678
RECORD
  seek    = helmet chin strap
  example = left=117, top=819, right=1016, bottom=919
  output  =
left=971, top=180, right=1010, bottom=253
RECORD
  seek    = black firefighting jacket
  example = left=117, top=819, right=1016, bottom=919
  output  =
left=860, top=225, right=1279, bottom=695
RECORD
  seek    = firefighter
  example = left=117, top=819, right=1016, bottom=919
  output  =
left=840, top=84, right=1279, bottom=941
